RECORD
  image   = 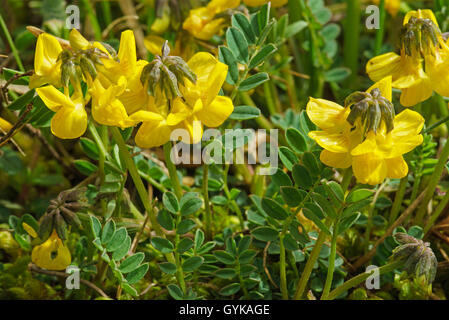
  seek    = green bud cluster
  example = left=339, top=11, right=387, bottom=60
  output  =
left=38, top=189, right=86, bottom=241
left=59, top=46, right=113, bottom=88
left=391, top=233, right=438, bottom=285
left=140, top=41, right=197, bottom=100
left=400, top=17, right=441, bottom=57
left=345, top=88, right=395, bottom=135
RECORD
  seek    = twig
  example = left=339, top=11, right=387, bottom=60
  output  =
left=263, top=241, right=279, bottom=289
left=0, top=102, right=33, bottom=147
left=29, top=263, right=110, bottom=299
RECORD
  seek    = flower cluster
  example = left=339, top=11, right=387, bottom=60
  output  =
left=367, top=10, right=449, bottom=106
left=307, top=77, right=424, bottom=185
left=31, top=29, right=234, bottom=148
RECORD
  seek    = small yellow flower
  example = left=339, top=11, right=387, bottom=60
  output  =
left=243, top=0, right=288, bottom=8
left=31, top=229, right=71, bottom=271
left=183, top=0, right=240, bottom=40
left=131, top=52, right=234, bottom=148
left=372, top=0, right=400, bottom=16
left=36, top=86, right=88, bottom=139
left=307, top=77, right=424, bottom=185
left=29, top=33, right=63, bottom=89
left=366, top=9, right=449, bottom=106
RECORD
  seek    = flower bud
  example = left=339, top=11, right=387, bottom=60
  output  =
left=391, top=233, right=438, bottom=285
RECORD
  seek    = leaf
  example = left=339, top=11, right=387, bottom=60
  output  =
left=320, top=23, right=340, bottom=40
left=226, top=27, right=249, bottom=63
left=119, top=252, right=145, bottom=273
left=182, top=256, right=204, bottom=272
left=271, top=168, right=292, bottom=187
left=218, top=47, right=238, bottom=87
left=324, top=67, right=351, bottom=82
left=279, top=147, right=299, bottom=171
left=237, top=236, right=252, bottom=254
left=249, top=43, right=277, bottom=69
left=285, top=21, right=308, bottom=38
left=325, top=181, right=344, bottom=203
left=180, top=197, right=203, bottom=216
left=74, top=160, right=98, bottom=176
left=346, top=189, right=374, bottom=203
left=121, top=283, right=138, bottom=297
left=106, top=227, right=127, bottom=252
left=251, top=226, right=278, bottom=242
left=229, top=105, right=261, bottom=120
left=151, top=237, right=174, bottom=253
left=126, top=263, right=149, bottom=284
left=220, top=283, right=241, bottom=296
left=238, top=72, right=269, bottom=91
left=79, top=138, right=99, bottom=161
left=286, top=128, right=307, bottom=153
left=215, top=268, right=237, bottom=279
left=214, top=250, right=236, bottom=265
left=177, top=219, right=196, bottom=234
left=302, top=208, right=331, bottom=236
left=177, top=237, right=194, bottom=253
left=101, top=220, right=116, bottom=245
left=159, top=262, right=177, bottom=274
left=292, top=164, right=312, bottom=189
left=167, top=284, right=184, bottom=300
left=337, top=213, right=361, bottom=235
left=280, top=186, right=307, bottom=207
left=7, top=89, right=35, bottom=111
left=302, top=152, right=320, bottom=176
left=157, top=209, right=174, bottom=231
left=232, top=13, right=256, bottom=44
left=163, top=191, right=179, bottom=214
left=261, top=197, right=289, bottom=220
left=112, top=235, right=131, bottom=261
left=194, top=229, right=205, bottom=250
left=239, top=249, right=257, bottom=264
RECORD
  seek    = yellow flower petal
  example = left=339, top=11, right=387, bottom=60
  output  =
left=167, top=98, right=191, bottom=126
left=135, top=120, right=172, bottom=148
left=320, top=150, right=352, bottom=169
left=144, top=35, right=165, bottom=56
left=404, top=9, right=438, bottom=27
left=117, top=30, right=137, bottom=76
left=196, top=95, right=234, bottom=127
left=399, top=78, right=433, bottom=107
left=31, top=33, right=62, bottom=88
left=183, top=117, right=204, bottom=144
left=22, top=222, right=38, bottom=238
left=352, top=153, right=387, bottom=185
left=51, top=102, right=87, bottom=139
left=308, top=130, right=349, bottom=153
left=68, top=29, right=90, bottom=50
left=129, top=110, right=165, bottom=122
left=306, top=98, right=346, bottom=130
left=31, top=230, right=71, bottom=271
left=366, top=76, right=392, bottom=101
left=366, top=52, right=402, bottom=82
left=37, top=86, right=75, bottom=112
left=385, top=156, right=408, bottom=179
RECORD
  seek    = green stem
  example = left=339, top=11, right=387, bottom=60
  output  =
left=424, top=189, right=449, bottom=234
left=101, top=1, right=112, bottom=28
left=174, top=214, right=186, bottom=294
left=0, top=13, right=24, bottom=72
left=374, top=0, right=386, bottom=56
left=293, top=229, right=327, bottom=300
left=326, top=260, right=403, bottom=300
left=389, top=176, right=407, bottom=225
left=415, top=138, right=449, bottom=226
left=223, top=164, right=245, bottom=230
left=110, top=127, right=174, bottom=264
left=321, top=229, right=338, bottom=299
left=81, top=0, right=102, bottom=40
left=203, top=165, right=213, bottom=239
left=424, top=115, right=449, bottom=133
left=344, top=0, right=360, bottom=88
left=279, top=233, right=288, bottom=300
left=163, top=141, right=183, bottom=199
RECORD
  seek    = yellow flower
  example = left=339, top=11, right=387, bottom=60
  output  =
left=372, top=0, right=400, bottom=16
left=36, top=86, right=88, bottom=139
left=183, top=0, right=240, bottom=40
left=243, top=0, right=288, bottom=8
left=144, top=35, right=166, bottom=56
left=31, top=229, right=71, bottom=271
left=307, top=77, right=424, bottom=185
left=29, top=33, right=63, bottom=89
left=131, top=52, right=234, bottom=148
left=366, top=9, right=449, bottom=106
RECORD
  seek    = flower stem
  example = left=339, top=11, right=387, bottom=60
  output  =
left=163, top=141, right=183, bottom=199
left=415, top=137, right=449, bottom=226
left=321, top=229, right=338, bottom=299
left=374, top=0, right=386, bottom=56
left=326, top=260, right=403, bottom=300
left=344, top=0, right=361, bottom=88
left=279, top=233, right=288, bottom=300
left=223, top=164, right=245, bottom=230
left=110, top=127, right=174, bottom=264
left=0, top=13, right=24, bottom=72
left=389, top=176, right=407, bottom=225
left=203, top=165, right=213, bottom=239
